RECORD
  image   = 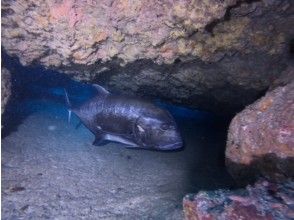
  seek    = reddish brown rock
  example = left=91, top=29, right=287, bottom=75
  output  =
left=183, top=180, right=294, bottom=220
left=1, top=67, right=12, bottom=114
left=226, top=74, right=294, bottom=185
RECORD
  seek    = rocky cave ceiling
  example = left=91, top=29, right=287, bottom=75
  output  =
left=1, top=0, right=294, bottom=114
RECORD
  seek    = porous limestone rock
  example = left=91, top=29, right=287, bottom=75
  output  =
left=226, top=71, right=294, bottom=185
left=1, top=67, right=12, bottom=114
left=2, top=0, right=293, bottom=113
left=2, top=0, right=237, bottom=66
left=183, top=180, right=294, bottom=220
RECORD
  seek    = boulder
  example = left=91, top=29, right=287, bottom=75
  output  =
left=226, top=71, right=294, bottom=185
left=183, top=180, right=294, bottom=220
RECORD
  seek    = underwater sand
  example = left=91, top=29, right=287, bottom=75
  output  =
left=2, top=99, right=234, bottom=219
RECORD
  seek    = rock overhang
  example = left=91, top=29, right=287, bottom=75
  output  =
left=1, top=0, right=293, bottom=114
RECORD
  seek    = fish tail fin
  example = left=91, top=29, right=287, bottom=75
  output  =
left=64, top=88, right=72, bottom=123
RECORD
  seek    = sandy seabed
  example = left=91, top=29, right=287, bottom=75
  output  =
left=2, top=99, right=234, bottom=219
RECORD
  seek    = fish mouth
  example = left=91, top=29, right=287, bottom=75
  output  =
left=159, top=141, right=183, bottom=150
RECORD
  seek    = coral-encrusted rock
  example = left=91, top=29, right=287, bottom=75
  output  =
left=226, top=77, right=294, bottom=185
left=2, top=0, right=237, bottom=66
left=1, top=67, right=12, bottom=114
left=183, top=180, right=294, bottom=220
left=1, top=0, right=293, bottom=113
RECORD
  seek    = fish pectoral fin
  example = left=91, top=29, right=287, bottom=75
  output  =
left=92, top=131, right=138, bottom=147
left=104, top=134, right=138, bottom=147
left=92, top=132, right=108, bottom=146
left=92, top=136, right=109, bottom=146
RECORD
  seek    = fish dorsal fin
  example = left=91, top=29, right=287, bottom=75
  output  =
left=93, top=84, right=110, bottom=95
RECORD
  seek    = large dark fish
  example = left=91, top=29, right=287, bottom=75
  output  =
left=64, top=85, right=183, bottom=150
